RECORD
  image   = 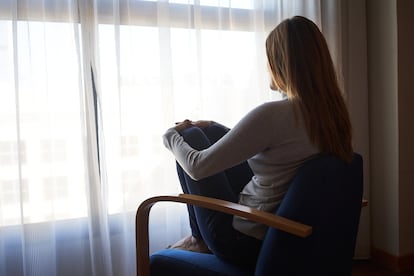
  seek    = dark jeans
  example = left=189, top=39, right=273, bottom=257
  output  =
left=176, top=123, right=262, bottom=265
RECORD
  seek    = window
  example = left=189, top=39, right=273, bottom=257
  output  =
left=1, top=179, right=28, bottom=204
left=43, top=176, right=69, bottom=200
left=0, top=179, right=28, bottom=225
left=0, top=0, right=276, bottom=226
left=41, top=139, right=67, bottom=163
left=0, top=20, right=88, bottom=226
left=0, top=141, right=26, bottom=165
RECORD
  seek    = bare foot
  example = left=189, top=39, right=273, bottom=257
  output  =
left=167, top=235, right=211, bottom=254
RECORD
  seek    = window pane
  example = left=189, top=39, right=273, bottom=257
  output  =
left=0, top=21, right=88, bottom=225
left=98, top=23, right=273, bottom=214
left=98, top=25, right=171, bottom=214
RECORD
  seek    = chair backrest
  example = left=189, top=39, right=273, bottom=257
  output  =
left=255, top=154, right=363, bottom=276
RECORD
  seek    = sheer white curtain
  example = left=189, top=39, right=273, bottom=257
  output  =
left=0, top=1, right=349, bottom=275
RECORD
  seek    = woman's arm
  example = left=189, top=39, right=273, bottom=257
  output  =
left=163, top=102, right=281, bottom=180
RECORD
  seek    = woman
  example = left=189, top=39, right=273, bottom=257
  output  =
left=162, top=15, right=352, bottom=265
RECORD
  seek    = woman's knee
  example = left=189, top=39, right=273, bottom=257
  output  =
left=180, top=123, right=229, bottom=149
left=180, top=126, right=211, bottom=150
left=203, top=123, right=229, bottom=144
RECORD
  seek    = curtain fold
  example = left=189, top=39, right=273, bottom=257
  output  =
left=0, top=1, right=362, bottom=275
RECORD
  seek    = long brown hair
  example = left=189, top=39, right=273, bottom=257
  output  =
left=266, top=16, right=353, bottom=162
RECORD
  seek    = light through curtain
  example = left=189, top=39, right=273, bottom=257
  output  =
left=0, top=0, right=344, bottom=275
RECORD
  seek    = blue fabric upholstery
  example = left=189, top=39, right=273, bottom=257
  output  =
left=150, top=154, right=364, bottom=276
left=150, top=249, right=254, bottom=276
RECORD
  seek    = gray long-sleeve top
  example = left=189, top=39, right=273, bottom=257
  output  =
left=163, top=99, right=319, bottom=240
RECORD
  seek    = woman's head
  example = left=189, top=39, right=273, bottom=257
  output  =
left=266, top=16, right=336, bottom=97
left=266, top=16, right=353, bottom=162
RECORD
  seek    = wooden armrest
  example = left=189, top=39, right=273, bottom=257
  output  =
left=135, top=194, right=312, bottom=276
left=362, top=198, right=368, bottom=207
left=177, top=194, right=312, bottom=237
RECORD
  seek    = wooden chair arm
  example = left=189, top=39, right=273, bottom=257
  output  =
left=178, top=194, right=313, bottom=236
left=135, top=194, right=312, bottom=276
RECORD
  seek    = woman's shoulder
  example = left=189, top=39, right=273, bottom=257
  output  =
left=237, top=99, right=295, bottom=127
left=262, top=98, right=290, bottom=106
left=254, top=99, right=294, bottom=115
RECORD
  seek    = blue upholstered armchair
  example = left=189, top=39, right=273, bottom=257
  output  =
left=136, top=154, right=366, bottom=276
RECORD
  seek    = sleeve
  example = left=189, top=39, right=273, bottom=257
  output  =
left=162, top=103, right=276, bottom=180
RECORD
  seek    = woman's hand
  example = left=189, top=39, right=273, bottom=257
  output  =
left=174, top=120, right=213, bottom=132
left=174, top=119, right=193, bottom=132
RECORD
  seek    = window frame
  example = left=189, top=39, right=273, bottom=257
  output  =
left=0, top=0, right=255, bottom=31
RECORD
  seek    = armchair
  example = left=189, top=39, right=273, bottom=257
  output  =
left=136, top=154, right=366, bottom=275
